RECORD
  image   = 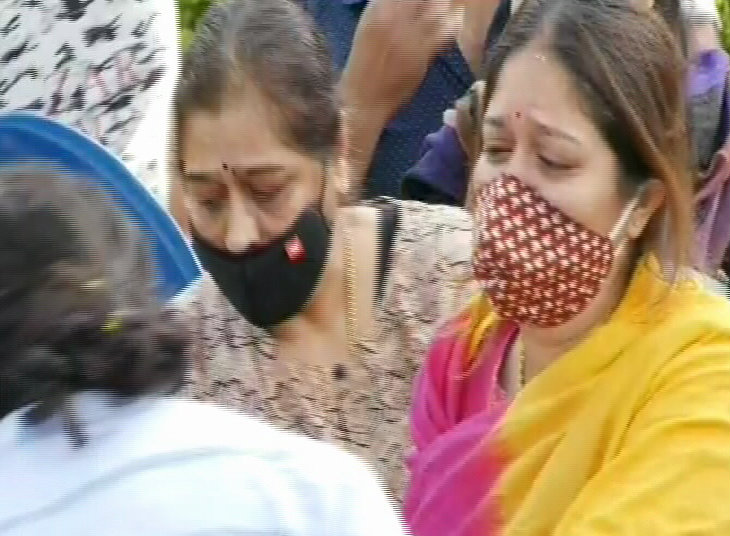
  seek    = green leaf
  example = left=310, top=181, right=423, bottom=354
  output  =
left=718, top=0, right=730, bottom=52
left=177, top=0, right=214, bottom=49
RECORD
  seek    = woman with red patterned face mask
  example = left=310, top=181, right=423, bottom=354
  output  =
left=404, top=0, right=730, bottom=534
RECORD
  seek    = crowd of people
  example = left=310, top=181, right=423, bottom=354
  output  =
left=1, top=0, right=730, bottom=534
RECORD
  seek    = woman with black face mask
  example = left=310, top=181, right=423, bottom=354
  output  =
left=174, top=0, right=477, bottom=502
left=0, top=165, right=404, bottom=535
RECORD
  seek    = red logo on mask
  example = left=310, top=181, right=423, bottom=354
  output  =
left=285, top=236, right=306, bottom=263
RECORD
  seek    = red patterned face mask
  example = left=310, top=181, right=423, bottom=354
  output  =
left=472, top=174, right=641, bottom=327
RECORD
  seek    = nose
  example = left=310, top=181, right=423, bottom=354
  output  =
left=502, top=149, right=531, bottom=179
left=224, top=194, right=260, bottom=253
left=502, top=112, right=534, bottom=179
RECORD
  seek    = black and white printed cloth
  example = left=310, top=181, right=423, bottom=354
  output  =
left=0, top=0, right=179, bottom=203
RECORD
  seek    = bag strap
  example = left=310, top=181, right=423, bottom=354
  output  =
left=375, top=200, right=400, bottom=304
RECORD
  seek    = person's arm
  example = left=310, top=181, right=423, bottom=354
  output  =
left=401, top=80, right=486, bottom=206
left=400, top=124, right=467, bottom=206
left=553, top=340, right=730, bottom=534
left=338, top=0, right=462, bottom=198
left=457, top=0, right=502, bottom=75
left=339, top=83, right=391, bottom=199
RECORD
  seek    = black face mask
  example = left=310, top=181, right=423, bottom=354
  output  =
left=192, top=204, right=332, bottom=330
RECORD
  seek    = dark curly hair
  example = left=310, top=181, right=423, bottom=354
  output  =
left=0, top=165, right=191, bottom=446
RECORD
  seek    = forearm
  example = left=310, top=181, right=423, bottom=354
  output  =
left=339, top=71, right=391, bottom=197
left=343, top=106, right=390, bottom=196
left=457, top=2, right=499, bottom=76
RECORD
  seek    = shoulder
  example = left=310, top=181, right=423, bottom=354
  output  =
left=142, top=398, right=379, bottom=480
left=663, top=279, right=730, bottom=339
left=354, top=197, right=472, bottom=266
left=391, top=199, right=474, bottom=294
left=173, top=272, right=238, bottom=319
left=633, top=283, right=730, bottom=406
left=362, top=199, right=477, bottom=327
left=387, top=198, right=472, bottom=261
left=71, top=398, right=403, bottom=535
left=141, top=399, right=404, bottom=534
left=392, top=198, right=472, bottom=234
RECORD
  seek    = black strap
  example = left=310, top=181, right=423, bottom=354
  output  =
left=401, top=174, right=460, bottom=206
left=375, top=200, right=400, bottom=304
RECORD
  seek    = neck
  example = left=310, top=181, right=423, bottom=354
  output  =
left=271, top=214, right=348, bottom=343
left=519, top=256, right=635, bottom=380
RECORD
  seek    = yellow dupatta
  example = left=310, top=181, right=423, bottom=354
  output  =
left=475, top=255, right=730, bottom=534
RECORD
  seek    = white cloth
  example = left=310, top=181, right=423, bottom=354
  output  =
left=681, top=0, right=721, bottom=28
left=0, top=0, right=179, bottom=204
left=0, top=392, right=404, bottom=536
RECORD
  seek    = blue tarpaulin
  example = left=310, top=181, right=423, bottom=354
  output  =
left=0, top=112, right=201, bottom=300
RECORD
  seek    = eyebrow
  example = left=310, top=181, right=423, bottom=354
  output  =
left=231, top=165, right=287, bottom=179
left=182, top=172, right=217, bottom=184
left=182, top=165, right=287, bottom=184
left=482, top=116, right=581, bottom=145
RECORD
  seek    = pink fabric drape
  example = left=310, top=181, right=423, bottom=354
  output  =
left=405, top=321, right=519, bottom=536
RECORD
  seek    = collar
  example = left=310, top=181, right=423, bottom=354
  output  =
left=0, top=391, right=159, bottom=446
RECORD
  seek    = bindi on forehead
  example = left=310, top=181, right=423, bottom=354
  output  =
left=484, top=108, right=582, bottom=147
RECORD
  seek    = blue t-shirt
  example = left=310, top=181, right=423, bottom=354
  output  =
left=303, top=0, right=475, bottom=198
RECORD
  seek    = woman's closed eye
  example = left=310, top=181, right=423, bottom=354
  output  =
left=249, top=182, right=286, bottom=203
left=482, top=143, right=575, bottom=173
left=199, top=197, right=224, bottom=213
left=539, top=154, right=572, bottom=171
left=483, top=144, right=512, bottom=164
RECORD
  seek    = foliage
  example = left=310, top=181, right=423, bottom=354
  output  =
left=719, top=0, right=730, bottom=52
left=178, top=0, right=213, bottom=49
left=180, top=1, right=730, bottom=53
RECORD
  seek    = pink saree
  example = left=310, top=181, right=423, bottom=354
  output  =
left=405, top=319, right=519, bottom=535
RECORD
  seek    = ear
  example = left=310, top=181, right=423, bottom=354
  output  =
left=627, top=179, right=665, bottom=240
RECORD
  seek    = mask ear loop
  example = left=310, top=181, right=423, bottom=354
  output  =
left=609, top=183, right=648, bottom=257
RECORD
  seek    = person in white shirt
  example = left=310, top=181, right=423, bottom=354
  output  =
left=0, top=164, right=404, bottom=536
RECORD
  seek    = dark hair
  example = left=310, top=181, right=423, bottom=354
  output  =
left=483, top=0, right=694, bottom=272
left=175, top=0, right=341, bottom=164
left=0, top=165, right=191, bottom=446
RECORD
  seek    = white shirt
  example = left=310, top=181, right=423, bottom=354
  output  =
left=0, top=392, right=405, bottom=536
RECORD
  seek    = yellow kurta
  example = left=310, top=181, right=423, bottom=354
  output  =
left=490, top=257, right=730, bottom=534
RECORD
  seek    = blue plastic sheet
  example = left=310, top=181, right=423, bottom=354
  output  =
left=0, top=112, right=201, bottom=300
